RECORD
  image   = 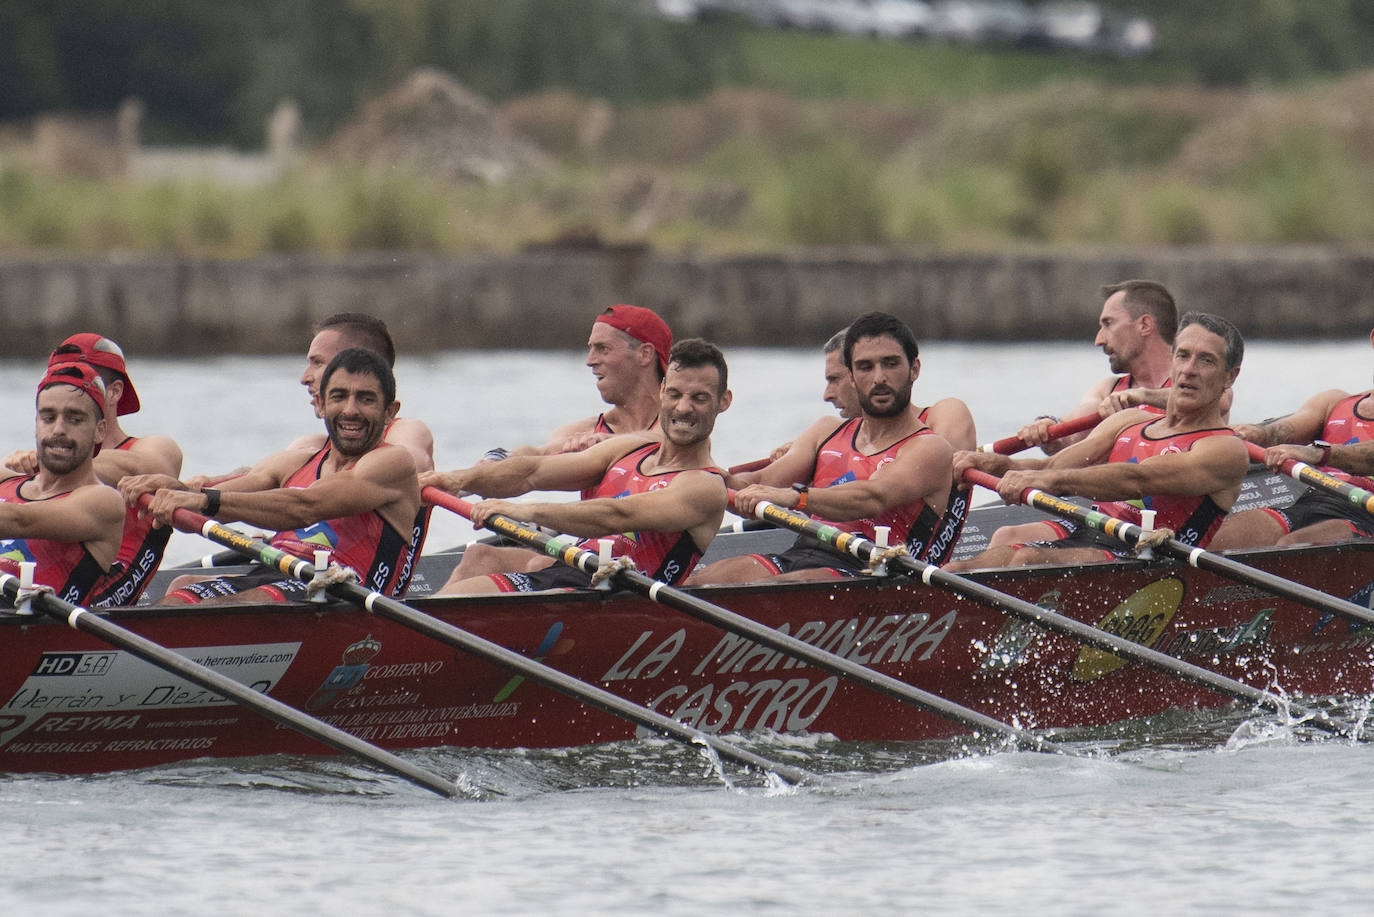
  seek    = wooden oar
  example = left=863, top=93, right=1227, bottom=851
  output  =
left=425, top=486, right=1067, bottom=755
left=158, top=500, right=810, bottom=786
left=963, top=467, right=1374, bottom=629
left=1244, top=441, right=1374, bottom=515
left=732, top=492, right=1346, bottom=734
left=0, top=572, right=459, bottom=798
left=979, top=413, right=1102, bottom=454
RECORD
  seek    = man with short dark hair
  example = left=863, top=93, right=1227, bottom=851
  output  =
left=688, top=312, right=955, bottom=585
left=120, top=349, right=423, bottom=604
left=0, top=363, right=126, bottom=606
left=423, top=339, right=730, bottom=594
left=951, top=312, right=1248, bottom=569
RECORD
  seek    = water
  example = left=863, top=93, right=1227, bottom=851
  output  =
left=2, top=339, right=1373, bottom=913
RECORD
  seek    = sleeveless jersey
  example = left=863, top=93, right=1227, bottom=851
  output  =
left=1319, top=392, right=1374, bottom=490
left=580, top=442, right=722, bottom=585
left=918, top=405, right=967, bottom=564
left=809, top=418, right=946, bottom=562
left=1095, top=419, right=1236, bottom=547
left=269, top=444, right=421, bottom=597
left=0, top=475, right=109, bottom=605
left=1109, top=374, right=1169, bottom=415
left=88, top=437, right=172, bottom=607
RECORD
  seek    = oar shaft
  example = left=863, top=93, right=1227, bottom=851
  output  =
left=431, top=487, right=1060, bottom=753
left=175, top=501, right=809, bottom=785
left=748, top=499, right=1306, bottom=722
left=981, top=413, right=1102, bottom=455
left=962, top=467, right=1374, bottom=630
left=1245, top=441, right=1374, bottom=515
left=1, top=574, right=458, bottom=798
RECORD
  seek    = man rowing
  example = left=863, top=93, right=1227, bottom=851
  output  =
left=6, top=334, right=184, bottom=605
left=505, top=303, right=672, bottom=458
left=120, top=349, right=423, bottom=604
left=950, top=312, right=1247, bottom=570
left=421, top=339, right=730, bottom=594
left=687, top=311, right=955, bottom=585
left=0, top=363, right=126, bottom=606
left=1209, top=325, right=1374, bottom=549
left=1018, top=279, right=1177, bottom=454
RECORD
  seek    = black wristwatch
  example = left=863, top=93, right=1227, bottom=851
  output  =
left=1312, top=440, right=1333, bottom=466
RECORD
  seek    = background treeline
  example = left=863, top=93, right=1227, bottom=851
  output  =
left=4, top=0, right=1374, bottom=146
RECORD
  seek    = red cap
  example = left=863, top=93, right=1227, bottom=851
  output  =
left=48, top=333, right=139, bottom=415
left=594, top=304, right=672, bottom=373
left=38, top=363, right=108, bottom=446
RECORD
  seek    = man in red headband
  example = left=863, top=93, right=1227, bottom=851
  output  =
left=0, top=363, right=126, bottom=607
left=6, top=333, right=184, bottom=605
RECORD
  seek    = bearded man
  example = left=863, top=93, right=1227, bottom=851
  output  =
left=688, top=311, right=954, bottom=585
left=120, top=349, right=423, bottom=604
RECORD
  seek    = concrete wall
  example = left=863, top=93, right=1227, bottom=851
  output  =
left=2, top=246, right=1371, bottom=355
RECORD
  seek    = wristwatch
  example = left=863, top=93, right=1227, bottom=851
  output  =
left=791, top=482, right=809, bottom=512
left=1312, top=440, right=1333, bottom=465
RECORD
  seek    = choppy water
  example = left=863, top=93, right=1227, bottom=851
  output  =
left=2, top=339, right=1373, bottom=914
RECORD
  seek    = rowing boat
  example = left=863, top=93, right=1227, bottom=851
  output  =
left=2, top=469, right=1370, bottom=775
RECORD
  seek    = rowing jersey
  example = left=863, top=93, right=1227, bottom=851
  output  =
left=269, top=444, right=423, bottom=597
left=87, top=436, right=172, bottom=607
left=579, top=442, right=723, bottom=584
left=1109, top=374, right=1170, bottom=415
left=809, top=418, right=948, bottom=562
left=918, top=405, right=968, bottom=563
left=0, top=475, right=109, bottom=606
left=1319, top=392, right=1374, bottom=490
left=1093, top=418, right=1236, bottom=547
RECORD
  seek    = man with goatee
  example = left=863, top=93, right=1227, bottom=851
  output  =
left=120, top=349, right=422, bottom=604
left=422, top=338, right=731, bottom=594
left=688, top=312, right=954, bottom=584
left=0, top=363, right=126, bottom=606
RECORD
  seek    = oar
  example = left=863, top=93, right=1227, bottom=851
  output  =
left=156, top=500, right=810, bottom=785
left=0, top=573, right=459, bottom=798
left=731, top=492, right=1346, bottom=734
left=979, top=413, right=1102, bottom=454
left=962, top=468, right=1374, bottom=629
left=727, top=457, right=773, bottom=474
left=426, top=486, right=1068, bottom=755
left=1244, top=441, right=1374, bottom=515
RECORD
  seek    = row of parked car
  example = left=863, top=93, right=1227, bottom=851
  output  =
left=651, top=0, right=1155, bottom=57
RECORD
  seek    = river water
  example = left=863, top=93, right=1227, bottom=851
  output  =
left=2, top=339, right=1373, bottom=914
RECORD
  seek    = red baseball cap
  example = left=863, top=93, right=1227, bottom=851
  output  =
left=48, top=333, right=139, bottom=415
left=595, top=304, right=672, bottom=373
left=38, top=363, right=108, bottom=452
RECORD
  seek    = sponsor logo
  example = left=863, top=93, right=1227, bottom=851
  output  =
left=492, top=623, right=574, bottom=702
left=307, top=635, right=382, bottom=710
left=1071, top=578, right=1185, bottom=682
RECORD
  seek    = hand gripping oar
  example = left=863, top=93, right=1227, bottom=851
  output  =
left=0, top=573, right=459, bottom=798
left=1244, top=441, right=1374, bottom=516
left=158, top=499, right=809, bottom=786
left=733, top=491, right=1350, bottom=736
left=426, top=486, right=1068, bottom=755
left=962, top=468, right=1374, bottom=630
left=979, top=413, right=1103, bottom=454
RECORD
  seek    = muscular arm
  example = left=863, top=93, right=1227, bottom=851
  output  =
left=726, top=417, right=838, bottom=490
left=422, top=433, right=652, bottom=498
left=924, top=397, right=976, bottom=451
left=505, top=416, right=600, bottom=458
left=0, top=483, right=125, bottom=562
left=472, top=470, right=727, bottom=546
left=93, top=435, right=183, bottom=484
left=1232, top=389, right=1348, bottom=446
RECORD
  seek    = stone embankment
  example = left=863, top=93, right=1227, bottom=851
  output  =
left=2, top=246, right=1370, bottom=355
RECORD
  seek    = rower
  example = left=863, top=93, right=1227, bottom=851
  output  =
left=0, top=363, right=126, bottom=607
left=119, top=349, right=424, bottom=604
left=421, top=339, right=730, bottom=594
left=1209, top=325, right=1374, bottom=548
left=4, top=333, right=183, bottom=606
left=688, top=311, right=956, bottom=585
left=949, top=312, right=1248, bottom=570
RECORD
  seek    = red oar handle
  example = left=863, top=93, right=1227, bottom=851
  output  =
left=960, top=467, right=1035, bottom=504
left=423, top=485, right=476, bottom=518
left=982, top=413, right=1102, bottom=455
left=727, top=457, right=772, bottom=474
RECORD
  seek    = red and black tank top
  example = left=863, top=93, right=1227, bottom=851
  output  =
left=1096, top=418, right=1237, bottom=547
left=580, top=442, right=723, bottom=585
left=1109, top=374, right=1170, bottom=415
left=269, top=444, right=422, bottom=597
left=1320, top=392, right=1374, bottom=490
left=88, top=437, right=172, bottom=607
left=809, top=418, right=946, bottom=562
left=0, top=475, right=109, bottom=606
